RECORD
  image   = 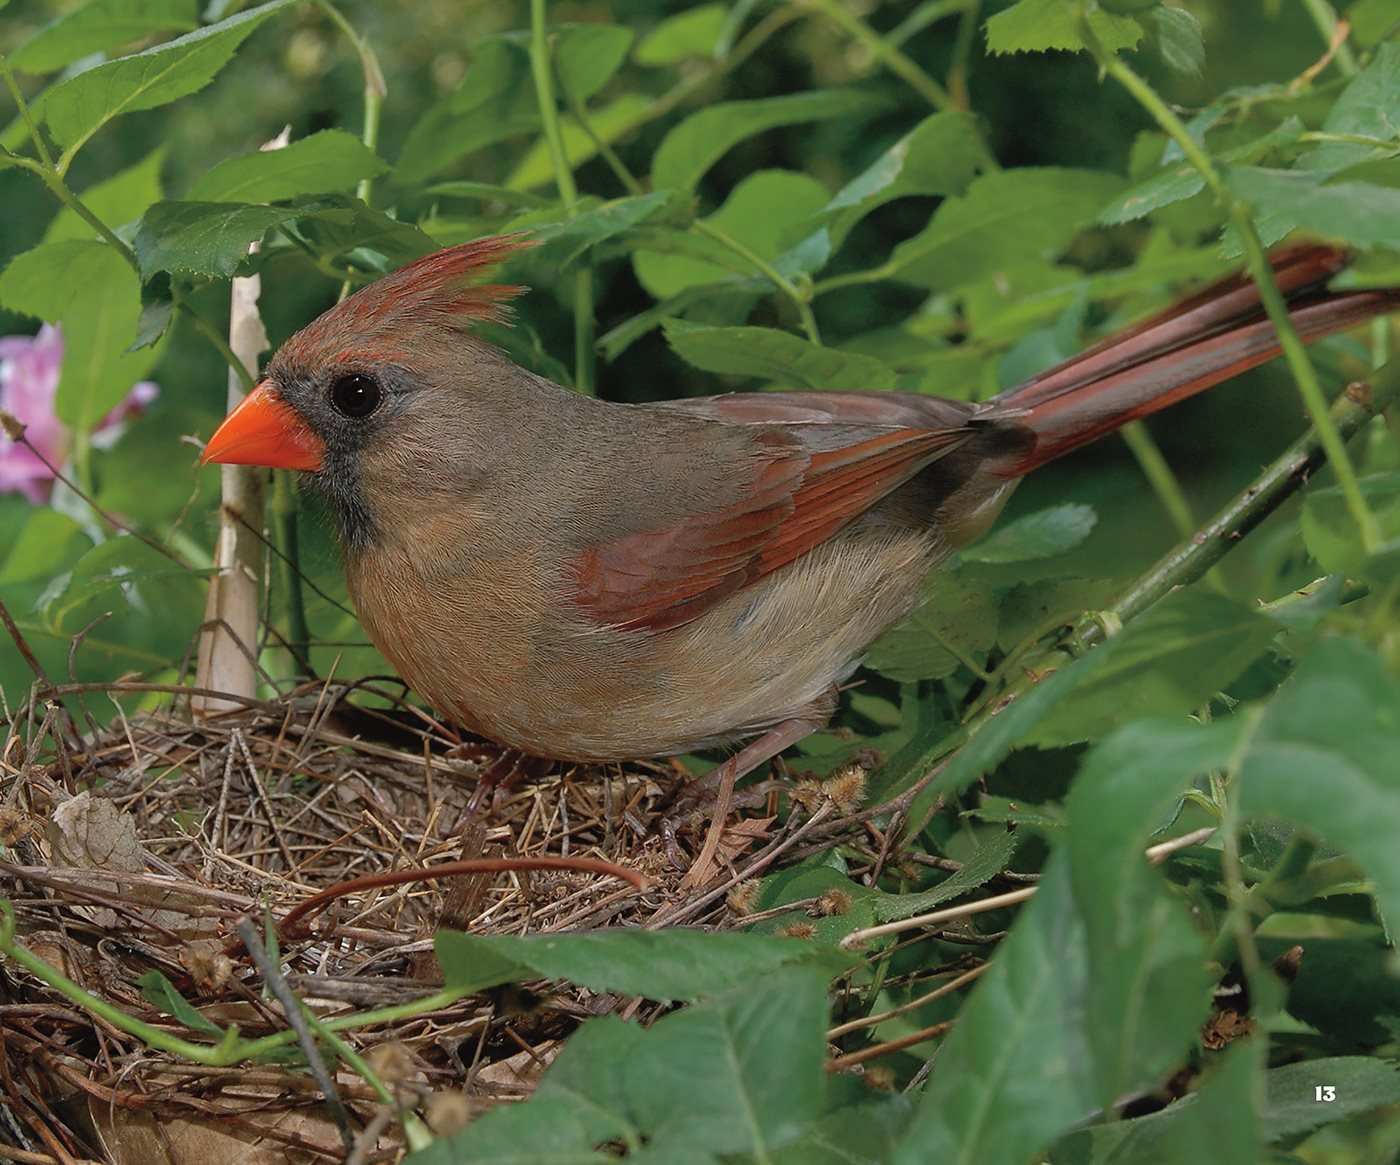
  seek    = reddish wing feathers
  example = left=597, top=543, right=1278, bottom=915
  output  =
left=571, top=422, right=974, bottom=632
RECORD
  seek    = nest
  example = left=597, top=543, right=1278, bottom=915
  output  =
left=0, top=678, right=879, bottom=1163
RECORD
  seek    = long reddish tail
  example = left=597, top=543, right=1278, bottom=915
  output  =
left=993, top=246, right=1400, bottom=475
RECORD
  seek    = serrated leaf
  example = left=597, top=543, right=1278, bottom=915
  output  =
left=652, top=90, right=880, bottom=193
left=894, top=722, right=1226, bottom=1164
left=187, top=130, right=386, bottom=202
left=435, top=929, right=850, bottom=1002
left=663, top=319, right=898, bottom=388
left=1149, top=6, right=1204, bottom=77
left=885, top=168, right=1125, bottom=290
left=1225, top=165, right=1400, bottom=248
left=11, top=0, right=198, bottom=74
left=134, top=201, right=289, bottom=276
left=985, top=0, right=1144, bottom=55
left=1028, top=589, right=1278, bottom=747
left=1298, top=41, right=1400, bottom=175
left=1098, top=119, right=1305, bottom=226
left=963, top=502, right=1097, bottom=563
left=865, top=572, right=999, bottom=681
left=1236, top=637, right=1400, bottom=934
left=634, top=5, right=726, bottom=66
left=0, top=239, right=126, bottom=320
left=522, top=190, right=677, bottom=268
left=1301, top=471, right=1400, bottom=582
left=0, top=240, right=159, bottom=434
left=43, top=0, right=296, bottom=153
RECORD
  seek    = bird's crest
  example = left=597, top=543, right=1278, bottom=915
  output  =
left=279, top=234, right=534, bottom=365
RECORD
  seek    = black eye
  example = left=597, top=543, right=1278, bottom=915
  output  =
left=330, top=373, right=382, bottom=418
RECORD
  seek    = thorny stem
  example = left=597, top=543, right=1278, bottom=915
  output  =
left=1075, top=4, right=1382, bottom=555
left=529, top=0, right=595, bottom=396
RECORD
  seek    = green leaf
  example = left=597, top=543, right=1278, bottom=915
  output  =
left=1301, top=471, right=1400, bottom=581
left=865, top=572, right=999, bottom=681
left=11, top=0, right=199, bottom=74
left=0, top=239, right=126, bottom=321
left=187, top=130, right=387, bottom=203
left=895, top=722, right=1227, bottom=1164
left=634, top=5, right=726, bottom=66
left=663, top=319, right=898, bottom=389
left=0, top=510, right=90, bottom=585
left=868, top=829, right=1019, bottom=922
left=963, top=503, right=1097, bottom=564
left=504, top=93, right=651, bottom=191
left=635, top=170, right=829, bottom=299
left=136, top=970, right=225, bottom=1038
left=1148, top=6, right=1204, bottom=77
left=652, top=90, right=880, bottom=193
left=773, top=1093, right=915, bottom=1165
left=1225, top=165, right=1400, bottom=248
left=1236, top=637, right=1400, bottom=935
left=394, top=36, right=536, bottom=184
left=1262, top=1057, right=1400, bottom=1142
left=435, top=929, right=850, bottom=1002
left=1057, top=1055, right=1400, bottom=1162
left=1028, top=589, right=1279, bottom=747
left=1064, top=719, right=1223, bottom=1103
left=133, top=201, right=289, bottom=277
left=530, top=1017, right=646, bottom=1145
left=620, top=967, right=828, bottom=1158
left=1298, top=41, right=1400, bottom=175
left=554, top=23, right=634, bottom=102
left=44, top=147, right=166, bottom=242
left=885, top=168, right=1125, bottom=290
left=524, top=190, right=678, bottom=269
left=818, top=111, right=986, bottom=249
left=1097, top=118, right=1305, bottom=226
left=0, top=240, right=160, bottom=434
left=985, top=0, right=1144, bottom=55
left=43, top=0, right=296, bottom=153
left=403, top=1103, right=604, bottom=1164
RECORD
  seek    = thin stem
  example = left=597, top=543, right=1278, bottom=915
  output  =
left=528, top=0, right=594, bottom=396
left=1076, top=6, right=1381, bottom=554
left=1118, top=420, right=1201, bottom=541
left=694, top=219, right=821, bottom=344
left=0, top=53, right=53, bottom=169
left=1299, top=0, right=1359, bottom=77
left=272, top=473, right=313, bottom=676
left=802, top=0, right=954, bottom=111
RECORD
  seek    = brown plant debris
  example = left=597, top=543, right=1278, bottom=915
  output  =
left=0, top=678, right=879, bottom=1163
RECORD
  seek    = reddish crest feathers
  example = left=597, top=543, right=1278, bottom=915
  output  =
left=279, top=234, right=534, bottom=364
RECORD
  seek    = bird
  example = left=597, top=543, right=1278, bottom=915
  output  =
left=202, top=237, right=1397, bottom=875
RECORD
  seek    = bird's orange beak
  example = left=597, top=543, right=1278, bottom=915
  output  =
left=202, top=382, right=325, bottom=472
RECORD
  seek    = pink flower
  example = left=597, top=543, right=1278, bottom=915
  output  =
left=0, top=324, right=158, bottom=502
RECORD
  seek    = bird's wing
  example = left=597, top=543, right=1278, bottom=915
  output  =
left=566, top=393, right=983, bottom=633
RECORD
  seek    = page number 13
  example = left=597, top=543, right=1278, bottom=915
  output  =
left=1315, top=1086, right=1336, bottom=1102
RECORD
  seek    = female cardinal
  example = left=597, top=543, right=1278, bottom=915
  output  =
left=203, top=238, right=1396, bottom=858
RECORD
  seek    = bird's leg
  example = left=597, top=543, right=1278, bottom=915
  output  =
left=678, top=691, right=836, bottom=889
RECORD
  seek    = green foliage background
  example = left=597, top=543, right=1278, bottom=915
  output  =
left=1, top=0, right=1399, bottom=1162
